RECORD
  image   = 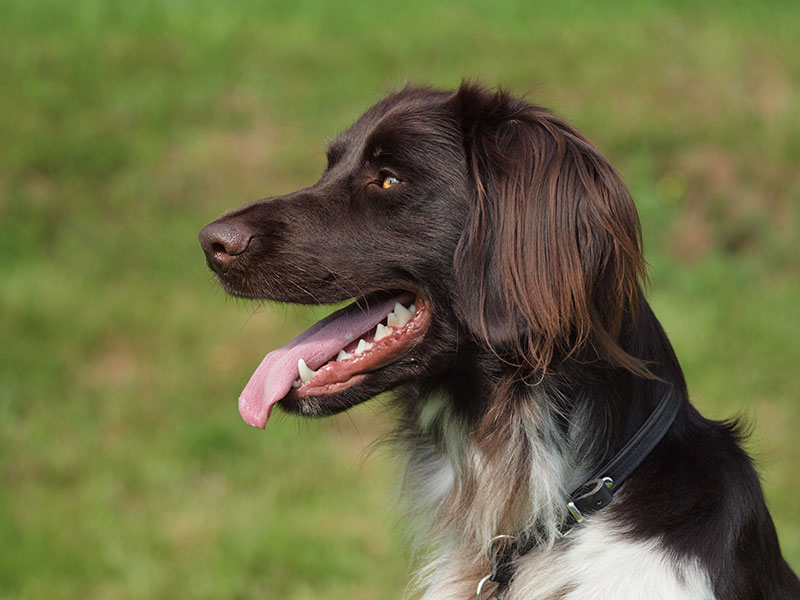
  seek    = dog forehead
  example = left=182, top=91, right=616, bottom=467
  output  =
left=331, top=88, right=457, bottom=156
left=363, top=86, right=453, bottom=125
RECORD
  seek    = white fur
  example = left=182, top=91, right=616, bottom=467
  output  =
left=402, top=388, right=571, bottom=554
left=508, top=517, right=716, bottom=600
left=399, top=392, right=716, bottom=600
left=418, top=517, right=716, bottom=600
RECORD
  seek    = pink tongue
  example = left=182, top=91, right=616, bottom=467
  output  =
left=238, top=294, right=412, bottom=428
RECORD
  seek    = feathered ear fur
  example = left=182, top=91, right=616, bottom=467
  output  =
left=451, top=83, right=649, bottom=376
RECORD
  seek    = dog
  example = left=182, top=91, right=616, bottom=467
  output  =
left=199, top=84, right=799, bottom=599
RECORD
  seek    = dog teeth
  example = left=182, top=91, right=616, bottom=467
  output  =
left=355, top=339, right=373, bottom=355
left=293, top=301, right=418, bottom=382
left=374, top=323, right=391, bottom=341
left=297, top=358, right=317, bottom=383
left=387, top=302, right=412, bottom=327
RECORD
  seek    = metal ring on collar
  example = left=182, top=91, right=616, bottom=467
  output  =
left=484, top=534, right=516, bottom=559
left=476, top=573, right=494, bottom=600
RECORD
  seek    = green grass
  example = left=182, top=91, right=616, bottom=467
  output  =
left=1, top=1, right=798, bottom=597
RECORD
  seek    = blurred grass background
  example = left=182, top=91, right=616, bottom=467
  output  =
left=1, top=1, right=798, bottom=598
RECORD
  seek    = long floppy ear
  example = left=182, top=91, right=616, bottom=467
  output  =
left=451, top=84, right=648, bottom=375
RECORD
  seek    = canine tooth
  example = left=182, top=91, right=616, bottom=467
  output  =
left=355, top=339, right=373, bottom=355
left=297, top=358, right=317, bottom=383
left=388, top=302, right=412, bottom=327
left=409, top=303, right=416, bottom=314
left=374, top=323, right=391, bottom=341
left=337, top=350, right=352, bottom=361
left=291, top=379, right=300, bottom=388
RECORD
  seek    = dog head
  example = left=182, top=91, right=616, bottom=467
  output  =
left=199, top=83, right=646, bottom=428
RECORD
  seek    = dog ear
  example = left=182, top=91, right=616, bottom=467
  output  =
left=451, top=83, right=648, bottom=375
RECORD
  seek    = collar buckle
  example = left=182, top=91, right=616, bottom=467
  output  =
left=555, top=477, right=614, bottom=538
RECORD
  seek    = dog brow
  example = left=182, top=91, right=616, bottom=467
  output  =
left=326, top=140, right=347, bottom=168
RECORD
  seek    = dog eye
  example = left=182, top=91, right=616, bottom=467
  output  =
left=381, top=174, right=400, bottom=189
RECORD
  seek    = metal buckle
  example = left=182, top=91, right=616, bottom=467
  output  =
left=555, top=477, right=613, bottom=539
left=566, top=500, right=584, bottom=523
left=555, top=501, right=583, bottom=539
left=554, top=522, right=573, bottom=539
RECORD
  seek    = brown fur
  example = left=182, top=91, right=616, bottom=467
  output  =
left=453, top=87, right=649, bottom=376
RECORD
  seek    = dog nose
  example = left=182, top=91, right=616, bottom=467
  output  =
left=199, top=220, right=253, bottom=273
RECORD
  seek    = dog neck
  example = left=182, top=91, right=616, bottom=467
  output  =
left=394, top=380, right=574, bottom=593
left=393, top=299, right=687, bottom=591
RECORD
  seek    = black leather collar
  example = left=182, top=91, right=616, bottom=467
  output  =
left=478, top=386, right=682, bottom=599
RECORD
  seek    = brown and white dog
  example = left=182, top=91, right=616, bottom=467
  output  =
left=199, top=84, right=799, bottom=599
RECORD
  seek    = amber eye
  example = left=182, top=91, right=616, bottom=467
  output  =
left=381, top=174, right=400, bottom=189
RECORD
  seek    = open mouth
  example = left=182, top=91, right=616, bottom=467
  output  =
left=238, top=291, right=430, bottom=428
